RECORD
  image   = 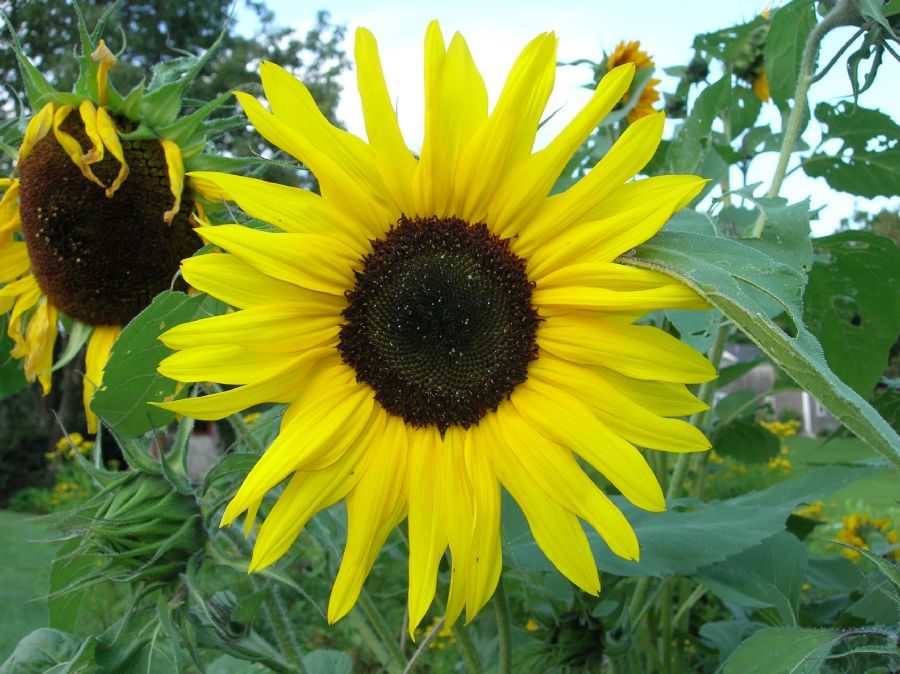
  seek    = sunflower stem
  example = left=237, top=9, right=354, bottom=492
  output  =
left=493, top=580, right=513, bottom=674
left=661, top=581, right=673, bottom=671
left=402, top=617, right=445, bottom=674
left=263, top=586, right=310, bottom=674
left=751, top=0, right=858, bottom=237
left=451, top=623, right=485, bottom=674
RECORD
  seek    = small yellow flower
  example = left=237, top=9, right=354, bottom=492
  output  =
left=525, top=618, right=540, bottom=632
left=605, top=40, right=660, bottom=122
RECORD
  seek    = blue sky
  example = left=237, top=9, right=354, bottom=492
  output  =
left=245, top=1, right=900, bottom=234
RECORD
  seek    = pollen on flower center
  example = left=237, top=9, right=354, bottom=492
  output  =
left=339, top=216, right=539, bottom=431
left=18, top=115, right=198, bottom=326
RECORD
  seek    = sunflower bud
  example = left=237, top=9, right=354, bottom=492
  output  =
left=66, top=472, right=204, bottom=585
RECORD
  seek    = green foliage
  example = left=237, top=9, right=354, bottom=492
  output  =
left=765, top=0, right=817, bottom=112
left=803, top=102, right=900, bottom=198
left=804, top=231, right=900, bottom=397
left=722, top=627, right=838, bottom=674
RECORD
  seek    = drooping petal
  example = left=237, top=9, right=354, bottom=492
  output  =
left=328, top=414, right=408, bottom=623
left=96, top=107, right=128, bottom=197
left=406, top=424, right=446, bottom=636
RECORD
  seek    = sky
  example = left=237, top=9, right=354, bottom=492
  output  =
left=242, top=0, right=900, bottom=235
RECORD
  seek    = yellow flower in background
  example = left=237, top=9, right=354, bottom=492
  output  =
left=156, top=22, right=715, bottom=634
left=1, top=24, right=224, bottom=433
left=605, top=40, right=661, bottom=122
left=837, top=513, right=900, bottom=560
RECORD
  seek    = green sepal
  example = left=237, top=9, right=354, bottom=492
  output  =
left=119, top=82, right=146, bottom=121
left=2, top=10, right=56, bottom=109
left=158, top=91, right=232, bottom=148
left=139, top=25, right=226, bottom=131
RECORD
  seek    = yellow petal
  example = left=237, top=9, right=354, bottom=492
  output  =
left=160, top=139, right=184, bottom=222
left=23, top=299, right=58, bottom=395
left=480, top=411, right=600, bottom=593
left=249, top=410, right=387, bottom=572
left=187, top=171, right=364, bottom=247
left=490, top=63, right=635, bottom=237
left=83, top=325, right=120, bottom=434
left=524, top=175, right=706, bottom=275
left=153, top=348, right=331, bottom=419
left=52, top=105, right=104, bottom=188
left=220, top=363, right=374, bottom=523
left=19, top=103, right=54, bottom=161
left=77, top=100, right=105, bottom=165
left=413, top=23, right=488, bottom=217
left=461, top=428, right=502, bottom=621
left=595, top=366, right=708, bottom=417
left=96, top=107, right=129, bottom=198
left=493, top=401, right=639, bottom=561
left=454, top=32, right=558, bottom=222
left=0, top=180, right=21, bottom=241
left=511, top=377, right=665, bottom=512
left=195, top=225, right=357, bottom=296
left=328, top=414, right=408, bottom=623
left=530, top=356, right=710, bottom=453
left=355, top=28, right=417, bottom=214
left=406, top=424, right=446, bottom=637
left=538, top=314, right=717, bottom=383
left=160, top=300, right=342, bottom=353
left=180, top=253, right=314, bottom=309
left=159, top=344, right=312, bottom=385
left=519, top=112, right=666, bottom=251
left=441, top=426, right=473, bottom=629
left=0, top=241, right=30, bottom=283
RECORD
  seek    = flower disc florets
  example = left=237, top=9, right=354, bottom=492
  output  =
left=339, top=216, right=539, bottom=431
left=18, top=117, right=198, bottom=326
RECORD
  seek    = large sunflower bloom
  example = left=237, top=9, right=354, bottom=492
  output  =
left=0, top=34, right=221, bottom=432
left=156, top=23, right=715, bottom=633
left=605, top=40, right=661, bottom=122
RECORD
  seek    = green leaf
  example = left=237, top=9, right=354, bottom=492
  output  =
left=91, top=291, right=224, bottom=438
left=666, top=309, right=719, bottom=353
left=804, top=231, right=900, bottom=397
left=699, top=620, right=762, bottom=662
left=699, top=532, right=807, bottom=626
left=765, top=0, right=817, bottom=112
left=51, top=322, right=91, bottom=373
left=803, top=102, right=900, bottom=198
left=858, top=0, right=898, bottom=38
left=303, top=650, right=353, bottom=674
left=630, top=231, right=900, bottom=469
left=722, top=627, right=838, bottom=674
left=713, top=418, right=782, bottom=464
left=47, top=540, right=92, bottom=633
left=0, top=628, right=83, bottom=674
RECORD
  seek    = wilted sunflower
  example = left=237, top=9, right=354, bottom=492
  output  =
left=0, top=21, right=225, bottom=432
left=605, top=40, right=661, bottom=122
left=156, top=22, right=715, bottom=633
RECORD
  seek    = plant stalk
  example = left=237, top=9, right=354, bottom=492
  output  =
left=493, top=580, right=513, bottom=674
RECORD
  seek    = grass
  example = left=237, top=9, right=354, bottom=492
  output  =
left=0, top=510, right=59, bottom=661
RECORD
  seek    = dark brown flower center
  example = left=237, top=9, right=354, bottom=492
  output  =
left=17, top=115, right=199, bottom=326
left=339, top=216, right=539, bottom=431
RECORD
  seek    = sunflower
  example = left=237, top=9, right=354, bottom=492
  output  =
left=155, top=22, right=715, bottom=633
left=0, top=21, right=226, bottom=432
left=605, top=40, right=661, bottom=122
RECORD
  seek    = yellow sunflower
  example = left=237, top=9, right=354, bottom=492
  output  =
left=605, top=40, right=661, bottom=122
left=0, top=28, right=225, bottom=432
left=155, top=22, right=715, bottom=633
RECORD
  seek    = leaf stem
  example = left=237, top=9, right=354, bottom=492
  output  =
left=752, top=0, right=858, bottom=237
left=493, top=580, right=513, bottom=674
left=451, top=623, right=485, bottom=674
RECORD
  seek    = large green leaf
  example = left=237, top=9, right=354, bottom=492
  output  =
left=630, top=230, right=900, bottom=469
left=505, top=465, right=870, bottom=578
left=698, top=532, right=808, bottom=626
left=765, top=0, right=817, bottom=112
left=723, top=627, right=838, bottom=674
left=0, top=628, right=88, bottom=674
left=803, top=102, right=900, bottom=198
left=803, top=231, right=900, bottom=397
left=91, top=291, right=224, bottom=438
